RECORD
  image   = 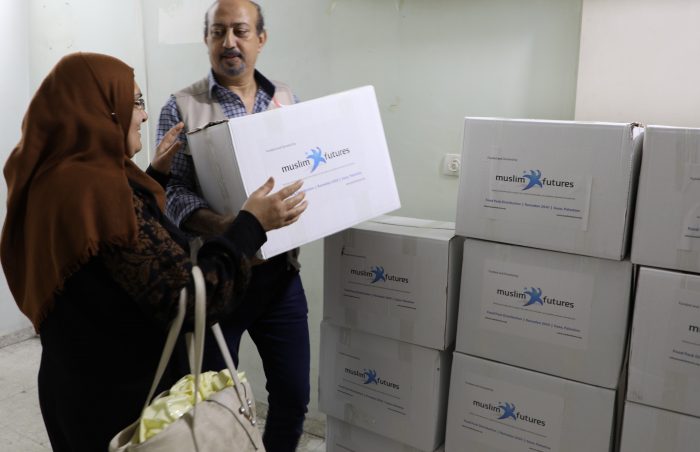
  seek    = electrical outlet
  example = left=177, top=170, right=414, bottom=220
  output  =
left=441, top=153, right=461, bottom=176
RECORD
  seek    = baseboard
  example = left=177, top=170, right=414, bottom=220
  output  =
left=0, top=327, right=36, bottom=349
left=256, top=401, right=326, bottom=438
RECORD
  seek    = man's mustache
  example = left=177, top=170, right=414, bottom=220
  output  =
left=221, top=50, right=244, bottom=60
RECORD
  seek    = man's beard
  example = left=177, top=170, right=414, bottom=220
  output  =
left=220, top=51, right=246, bottom=77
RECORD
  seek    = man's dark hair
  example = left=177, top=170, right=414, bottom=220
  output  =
left=204, top=1, right=265, bottom=37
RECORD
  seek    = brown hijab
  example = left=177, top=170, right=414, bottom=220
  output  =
left=0, top=52, right=165, bottom=331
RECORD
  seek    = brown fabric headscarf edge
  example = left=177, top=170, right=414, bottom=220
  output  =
left=0, top=52, right=165, bottom=331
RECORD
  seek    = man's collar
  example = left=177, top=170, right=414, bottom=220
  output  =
left=207, top=69, right=276, bottom=98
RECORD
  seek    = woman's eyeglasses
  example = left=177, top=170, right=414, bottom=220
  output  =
left=134, top=96, right=146, bottom=111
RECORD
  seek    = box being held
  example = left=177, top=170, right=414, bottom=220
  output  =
left=318, top=322, right=451, bottom=452
left=631, top=125, right=700, bottom=273
left=619, top=401, right=700, bottom=452
left=627, top=267, right=700, bottom=417
left=455, top=238, right=633, bottom=388
left=187, top=86, right=400, bottom=258
left=445, top=352, right=616, bottom=452
left=456, top=118, right=643, bottom=260
left=324, top=215, right=464, bottom=350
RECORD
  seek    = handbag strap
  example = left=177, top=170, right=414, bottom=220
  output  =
left=141, top=286, right=188, bottom=411
left=139, top=265, right=256, bottom=424
left=190, top=266, right=256, bottom=422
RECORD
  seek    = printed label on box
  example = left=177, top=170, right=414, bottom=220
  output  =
left=679, top=202, right=700, bottom=251
left=480, top=156, right=592, bottom=231
left=340, top=249, right=418, bottom=314
left=458, top=372, right=564, bottom=451
left=659, top=288, right=700, bottom=373
left=333, top=348, right=410, bottom=416
left=257, top=127, right=368, bottom=199
left=479, top=260, right=594, bottom=350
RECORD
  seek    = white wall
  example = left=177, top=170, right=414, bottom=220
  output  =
left=0, top=0, right=32, bottom=339
left=259, top=0, right=583, bottom=221
left=576, top=0, right=700, bottom=127
left=27, top=0, right=151, bottom=168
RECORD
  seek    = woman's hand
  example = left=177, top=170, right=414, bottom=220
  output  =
left=151, top=122, right=184, bottom=174
left=242, top=178, right=307, bottom=231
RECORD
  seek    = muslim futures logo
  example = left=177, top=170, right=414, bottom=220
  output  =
left=344, top=367, right=400, bottom=390
left=497, top=402, right=517, bottom=421
left=472, top=400, right=546, bottom=427
left=281, top=146, right=351, bottom=174
left=370, top=266, right=386, bottom=283
left=349, top=265, right=409, bottom=284
left=496, top=287, right=575, bottom=309
left=523, top=287, right=544, bottom=306
left=494, top=169, right=575, bottom=191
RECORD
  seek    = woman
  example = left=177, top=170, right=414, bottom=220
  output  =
left=0, top=52, right=306, bottom=451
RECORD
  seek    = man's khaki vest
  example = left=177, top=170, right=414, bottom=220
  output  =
left=174, top=77, right=300, bottom=268
left=174, top=77, right=294, bottom=153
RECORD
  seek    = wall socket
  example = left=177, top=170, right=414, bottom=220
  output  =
left=441, top=153, right=461, bottom=176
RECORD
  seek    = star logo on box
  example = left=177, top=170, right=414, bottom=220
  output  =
left=349, top=265, right=409, bottom=285
left=472, top=399, right=547, bottom=427
left=523, top=287, right=544, bottom=306
left=370, top=266, right=386, bottom=283
left=496, top=286, right=575, bottom=309
left=522, top=169, right=543, bottom=190
left=281, top=146, right=352, bottom=175
left=306, top=147, right=326, bottom=172
left=363, top=369, right=378, bottom=385
left=497, top=402, right=517, bottom=421
left=343, top=367, right=400, bottom=390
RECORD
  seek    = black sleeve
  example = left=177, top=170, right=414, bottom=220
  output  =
left=146, top=165, right=170, bottom=189
left=99, top=193, right=265, bottom=327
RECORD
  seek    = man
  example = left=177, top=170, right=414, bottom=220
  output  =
left=156, top=1, right=309, bottom=450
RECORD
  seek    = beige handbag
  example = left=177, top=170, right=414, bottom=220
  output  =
left=109, top=266, right=265, bottom=451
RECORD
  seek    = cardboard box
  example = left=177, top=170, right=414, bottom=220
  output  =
left=619, top=402, right=700, bottom=452
left=187, top=86, right=400, bottom=258
left=326, top=416, right=444, bottom=452
left=445, top=352, right=616, bottom=452
left=627, top=267, right=700, bottom=417
left=455, top=239, right=633, bottom=388
left=455, top=118, right=643, bottom=260
left=318, top=322, right=451, bottom=451
left=631, top=125, right=700, bottom=273
left=323, top=215, right=464, bottom=350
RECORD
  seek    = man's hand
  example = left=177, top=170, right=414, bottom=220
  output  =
left=151, top=122, right=184, bottom=174
left=242, top=178, right=307, bottom=232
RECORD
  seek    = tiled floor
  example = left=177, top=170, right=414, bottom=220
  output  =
left=0, top=336, right=325, bottom=451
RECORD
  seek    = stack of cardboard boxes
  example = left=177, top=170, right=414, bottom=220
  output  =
left=319, top=216, right=463, bottom=451
left=620, top=126, right=700, bottom=452
left=446, top=118, right=643, bottom=452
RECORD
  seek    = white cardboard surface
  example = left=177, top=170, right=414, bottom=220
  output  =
left=455, top=239, right=633, bottom=388
left=326, top=416, right=444, bottom=452
left=627, top=267, right=700, bottom=417
left=323, top=215, right=464, bottom=350
left=631, top=125, right=700, bottom=273
left=445, top=352, right=616, bottom=452
left=318, top=322, right=451, bottom=452
left=455, top=118, right=642, bottom=260
left=619, top=401, right=700, bottom=452
left=187, top=86, right=400, bottom=258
